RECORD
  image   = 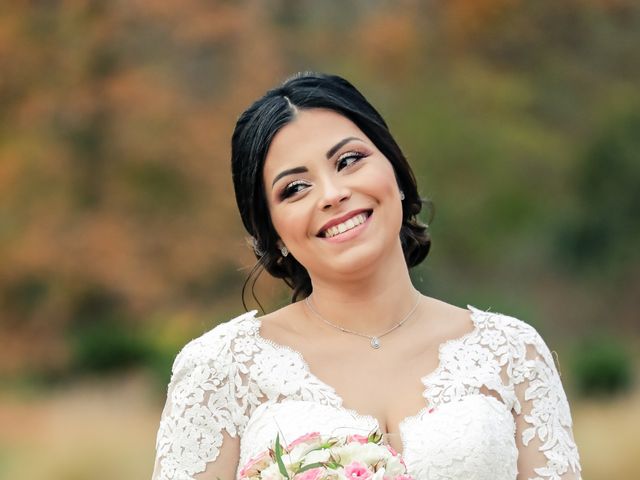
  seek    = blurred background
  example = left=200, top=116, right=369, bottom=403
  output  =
left=1, top=0, right=639, bottom=478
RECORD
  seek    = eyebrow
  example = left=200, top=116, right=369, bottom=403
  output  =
left=271, top=166, right=309, bottom=187
left=325, top=136, right=362, bottom=159
left=270, top=136, right=364, bottom=188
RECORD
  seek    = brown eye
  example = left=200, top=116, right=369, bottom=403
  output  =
left=280, top=180, right=310, bottom=200
left=336, top=151, right=366, bottom=171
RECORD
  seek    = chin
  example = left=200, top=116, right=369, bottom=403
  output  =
left=318, top=241, right=392, bottom=277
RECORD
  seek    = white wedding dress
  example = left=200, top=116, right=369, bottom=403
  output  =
left=152, top=306, right=582, bottom=480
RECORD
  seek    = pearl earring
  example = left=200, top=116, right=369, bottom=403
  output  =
left=280, top=245, right=289, bottom=257
left=400, top=190, right=405, bottom=201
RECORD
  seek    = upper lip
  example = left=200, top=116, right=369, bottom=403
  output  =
left=317, top=209, right=371, bottom=237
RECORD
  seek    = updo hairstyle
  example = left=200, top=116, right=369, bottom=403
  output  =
left=231, top=72, right=431, bottom=306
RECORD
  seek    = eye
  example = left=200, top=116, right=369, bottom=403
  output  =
left=336, top=151, right=367, bottom=171
left=279, top=179, right=311, bottom=200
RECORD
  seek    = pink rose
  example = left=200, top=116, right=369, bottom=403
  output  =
left=344, top=461, right=372, bottom=479
left=238, top=450, right=270, bottom=478
left=288, top=431, right=321, bottom=449
left=346, top=434, right=370, bottom=444
left=393, top=475, right=414, bottom=480
left=294, top=467, right=324, bottom=480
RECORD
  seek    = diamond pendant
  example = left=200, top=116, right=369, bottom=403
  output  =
left=370, top=337, right=381, bottom=349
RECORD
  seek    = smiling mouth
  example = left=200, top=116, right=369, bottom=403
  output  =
left=319, top=210, right=372, bottom=238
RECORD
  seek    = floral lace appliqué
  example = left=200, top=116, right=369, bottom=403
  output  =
left=152, top=306, right=581, bottom=480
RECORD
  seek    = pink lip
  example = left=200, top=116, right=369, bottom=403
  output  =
left=317, top=209, right=372, bottom=237
left=321, top=212, right=372, bottom=243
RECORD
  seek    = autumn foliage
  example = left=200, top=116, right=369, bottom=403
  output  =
left=0, top=0, right=638, bottom=384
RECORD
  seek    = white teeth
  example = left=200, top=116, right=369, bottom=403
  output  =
left=323, top=212, right=369, bottom=238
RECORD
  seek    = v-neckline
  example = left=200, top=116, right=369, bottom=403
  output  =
left=249, top=304, right=484, bottom=437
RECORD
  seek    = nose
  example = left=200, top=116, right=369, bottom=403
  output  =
left=317, top=177, right=351, bottom=210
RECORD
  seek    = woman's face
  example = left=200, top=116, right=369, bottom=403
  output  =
left=262, top=108, right=404, bottom=281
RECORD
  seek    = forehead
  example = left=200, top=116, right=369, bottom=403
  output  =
left=263, top=108, right=367, bottom=179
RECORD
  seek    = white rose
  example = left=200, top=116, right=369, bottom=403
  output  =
left=288, top=444, right=309, bottom=463
left=355, top=443, right=387, bottom=464
left=260, top=463, right=287, bottom=480
left=302, top=448, right=331, bottom=464
left=371, top=468, right=387, bottom=480
left=384, top=455, right=406, bottom=476
left=331, top=443, right=359, bottom=464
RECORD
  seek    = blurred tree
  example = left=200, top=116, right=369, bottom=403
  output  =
left=557, top=109, right=640, bottom=275
left=571, top=335, right=634, bottom=397
left=0, top=0, right=638, bottom=379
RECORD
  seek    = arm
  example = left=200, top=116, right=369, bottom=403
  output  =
left=512, top=332, right=582, bottom=480
left=152, top=335, right=243, bottom=480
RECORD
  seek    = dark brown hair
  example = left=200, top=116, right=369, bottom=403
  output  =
left=231, top=73, right=431, bottom=308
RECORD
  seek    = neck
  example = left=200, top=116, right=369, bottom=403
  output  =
left=306, top=245, right=419, bottom=334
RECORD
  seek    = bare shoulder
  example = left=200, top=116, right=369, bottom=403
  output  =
left=256, top=301, right=310, bottom=342
left=257, top=301, right=298, bottom=327
left=419, top=295, right=476, bottom=338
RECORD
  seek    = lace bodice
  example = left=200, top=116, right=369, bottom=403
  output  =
left=152, top=306, right=582, bottom=480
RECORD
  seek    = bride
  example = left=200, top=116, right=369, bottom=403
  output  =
left=152, top=73, right=582, bottom=479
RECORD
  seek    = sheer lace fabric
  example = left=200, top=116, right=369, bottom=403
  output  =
left=152, top=306, right=581, bottom=480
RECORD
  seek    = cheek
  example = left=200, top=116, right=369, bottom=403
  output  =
left=366, top=163, right=400, bottom=200
left=269, top=204, right=311, bottom=244
left=365, top=163, right=404, bottom=230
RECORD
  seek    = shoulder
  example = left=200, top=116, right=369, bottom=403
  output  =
left=170, top=310, right=260, bottom=378
left=469, top=305, right=543, bottom=339
left=468, top=305, right=555, bottom=363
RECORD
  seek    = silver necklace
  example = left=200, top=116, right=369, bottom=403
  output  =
left=304, top=292, right=421, bottom=349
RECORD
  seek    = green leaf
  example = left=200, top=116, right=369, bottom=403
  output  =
left=274, top=434, right=290, bottom=479
left=296, top=462, right=325, bottom=473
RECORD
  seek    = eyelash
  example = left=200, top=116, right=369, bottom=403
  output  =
left=279, top=179, right=310, bottom=200
left=336, top=150, right=367, bottom=170
left=278, top=150, right=369, bottom=200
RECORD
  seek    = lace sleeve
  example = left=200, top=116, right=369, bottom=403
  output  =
left=511, top=325, right=582, bottom=480
left=152, top=327, right=243, bottom=480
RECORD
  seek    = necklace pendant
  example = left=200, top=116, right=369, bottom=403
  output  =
left=370, top=337, right=381, bottom=349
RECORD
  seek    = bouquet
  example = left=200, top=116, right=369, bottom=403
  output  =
left=238, top=430, right=414, bottom=480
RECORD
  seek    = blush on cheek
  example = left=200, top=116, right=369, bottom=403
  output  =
left=367, top=170, right=398, bottom=199
left=269, top=204, right=314, bottom=255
